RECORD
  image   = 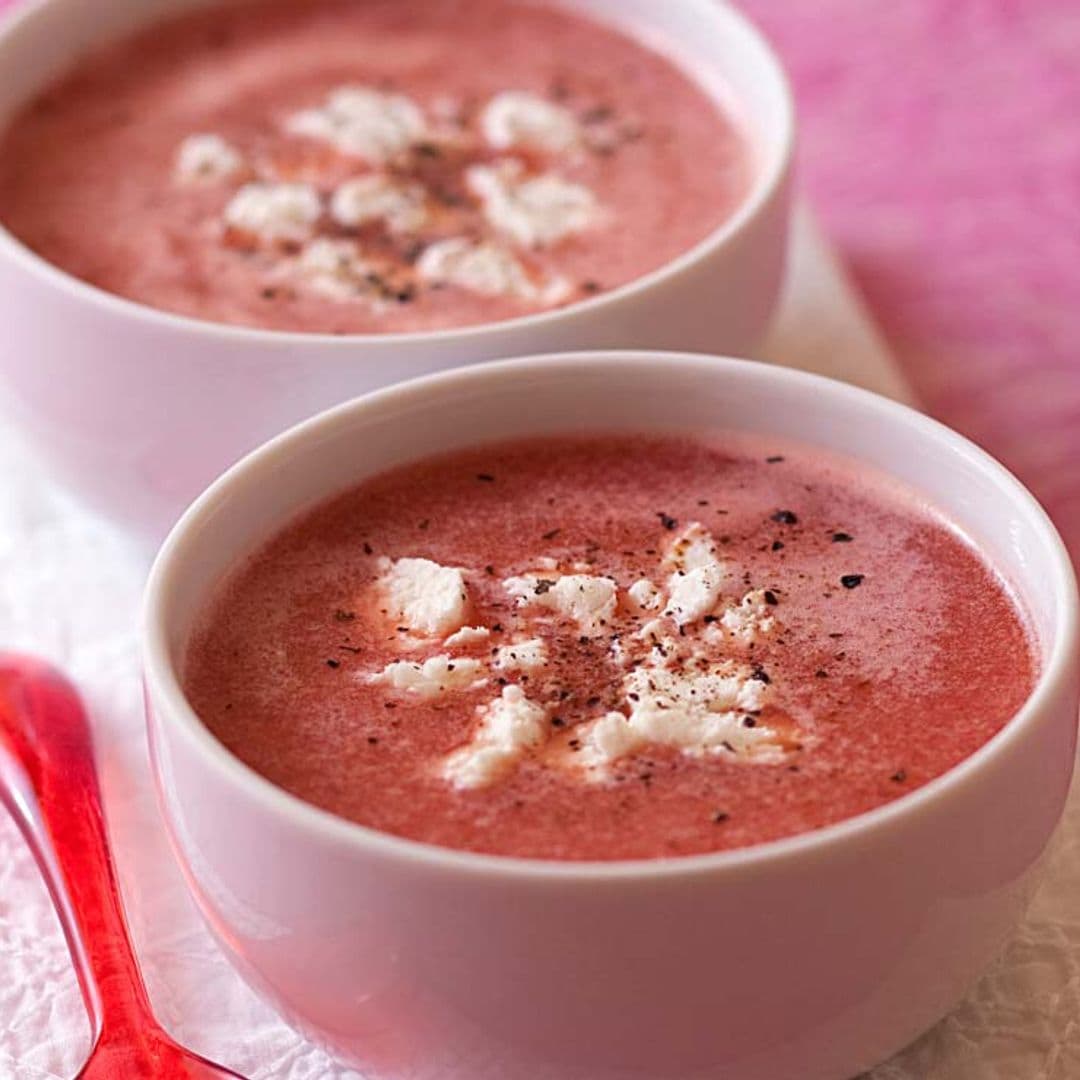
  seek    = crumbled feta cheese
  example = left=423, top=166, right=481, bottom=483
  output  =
left=367, top=534, right=795, bottom=790
left=416, top=238, right=570, bottom=305
left=480, top=91, right=581, bottom=154
left=416, top=238, right=521, bottom=296
left=224, top=182, right=322, bottom=242
left=634, top=617, right=672, bottom=645
left=577, top=661, right=783, bottom=773
left=286, top=86, right=427, bottom=162
left=174, top=133, right=243, bottom=184
left=467, top=161, right=599, bottom=247
left=381, top=557, right=469, bottom=638
left=633, top=663, right=767, bottom=716
left=369, top=655, right=485, bottom=698
left=444, top=626, right=492, bottom=648
left=441, top=685, right=549, bottom=788
left=665, top=522, right=724, bottom=575
left=504, top=573, right=617, bottom=633
left=296, top=238, right=377, bottom=300
left=545, top=575, right=618, bottom=633
left=736, top=676, right=769, bottom=713
left=663, top=523, right=730, bottom=625
left=717, top=590, right=778, bottom=645
left=579, top=711, right=643, bottom=767
left=330, top=174, right=428, bottom=234
left=636, top=622, right=685, bottom=673
left=493, top=638, right=548, bottom=672
left=665, top=571, right=725, bottom=627
left=627, top=579, right=663, bottom=613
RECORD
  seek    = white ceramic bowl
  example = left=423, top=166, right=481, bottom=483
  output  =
left=143, top=352, right=1079, bottom=1080
left=0, top=0, right=793, bottom=538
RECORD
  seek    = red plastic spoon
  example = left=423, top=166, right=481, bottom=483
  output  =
left=0, top=654, right=245, bottom=1079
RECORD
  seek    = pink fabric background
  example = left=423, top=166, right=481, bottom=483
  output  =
left=742, top=0, right=1080, bottom=565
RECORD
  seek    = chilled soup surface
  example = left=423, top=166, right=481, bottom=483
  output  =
left=0, top=0, right=750, bottom=334
left=184, top=435, right=1039, bottom=861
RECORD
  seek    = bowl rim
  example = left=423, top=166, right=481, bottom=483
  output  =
left=0, top=0, right=795, bottom=348
left=142, top=351, right=1080, bottom=882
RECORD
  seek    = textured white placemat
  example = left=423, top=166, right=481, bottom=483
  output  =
left=1, top=212, right=1075, bottom=1080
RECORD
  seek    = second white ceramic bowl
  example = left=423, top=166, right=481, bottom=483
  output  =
left=0, top=0, right=793, bottom=537
left=143, top=352, right=1079, bottom=1080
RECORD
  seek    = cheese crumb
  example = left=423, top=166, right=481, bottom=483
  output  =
left=175, top=133, right=243, bottom=184
left=416, top=238, right=569, bottom=305
left=493, top=638, right=548, bottom=672
left=504, top=573, right=617, bottom=634
left=370, top=528, right=795, bottom=791
left=578, top=661, right=783, bottom=774
left=330, top=175, right=428, bottom=234
left=627, top=579, right=663, bottom=613
left=717, top=590, right=778, bottom=645
left=441, top=685, right=549, bottom=789
left=380, top=557, right=469, bottom=638
left=467, top=161, right=599, bottom=248
left=224, top=182, right=322, bottom=243
left=286, top=86, right=427, bottom=162
left=480, top=91, right=581, bottom=154
left=663, top=523, right=729, bottom=625
left=296, top=238, right=377, bottom=300
left=444, top=626, right=492, bottom=648
left=369, top=655, right=485, bottom=698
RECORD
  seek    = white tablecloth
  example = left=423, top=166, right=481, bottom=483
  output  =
left=2, top=212, right=1077, bottom=1079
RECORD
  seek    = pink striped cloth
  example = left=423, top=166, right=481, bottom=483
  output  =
left=3, top=0, right=1078, bottom=566
left=743, top=0, right=1080, bottom=565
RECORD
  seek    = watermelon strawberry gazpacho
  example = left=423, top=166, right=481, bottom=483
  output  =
left=182, top=434, right=1038, bottom=861
left=0, top=0, right=751, bottom=334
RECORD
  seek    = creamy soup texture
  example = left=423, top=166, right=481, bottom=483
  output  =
left=0, top=0, right=750, bottom=333
left=184, top=435, right=1038, bottom=861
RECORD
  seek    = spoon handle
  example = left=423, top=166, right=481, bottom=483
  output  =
left=0, top=654, right=156, bottom=1046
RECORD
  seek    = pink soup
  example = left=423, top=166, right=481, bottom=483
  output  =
left=0, top=0, right=750, bottom=333
left=183, top=434, right=1039, bottom=861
